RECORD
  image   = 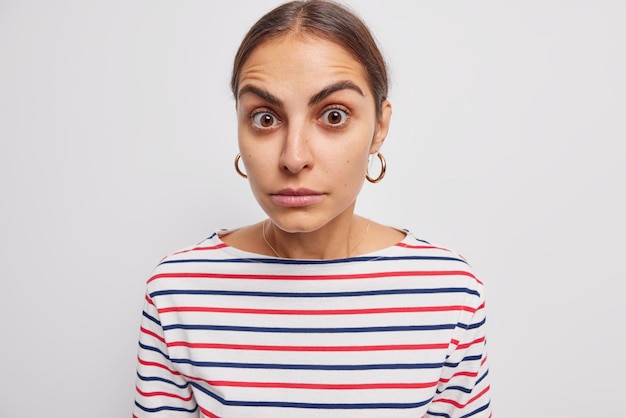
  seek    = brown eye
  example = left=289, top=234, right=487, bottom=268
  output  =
left=252, top=112, right=278, bottom=128
left=321, top=108, right=348, bottom=126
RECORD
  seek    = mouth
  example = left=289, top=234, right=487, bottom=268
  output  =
left=270, top=188, right=324, bottom=207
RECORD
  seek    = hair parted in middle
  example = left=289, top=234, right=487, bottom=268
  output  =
left=230, top=0, right=389, bottom=117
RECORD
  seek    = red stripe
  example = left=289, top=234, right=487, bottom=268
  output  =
left=172, top=243, right=229, bottom=255
left=195, top=380, right=437, bottom=390
left=439, top=370, right=479, bottom=383
left=148, top=269, right=478, bottom=284
left=455, top=336, right=486, bottom=350
left=145, top=294, right=155, bottom=306
left=199, top=407, right=221, bottom=418
left=137, top=356, right=181, bottom=375
left=395, top=242, right=450, bottom=251
left=135, top=385, right=193, bottom=401
left=158, top=304, right=476, bottom=315
left=481, top=355, right=488, bottom=367
left=433, top=384, right=490, bottom=408
left=140, top=326, right=165, bottom=344
left=167, top=341, right=448, bottom=351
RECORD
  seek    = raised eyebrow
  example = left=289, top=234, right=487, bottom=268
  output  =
left=237, top=85, right=284, bottom=108
left=308, top=81, right=364, bottom=107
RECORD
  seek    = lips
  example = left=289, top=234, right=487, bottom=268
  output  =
left=270, top=188, right=324, bottom=207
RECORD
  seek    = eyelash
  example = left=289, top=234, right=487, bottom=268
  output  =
left=320, top=105, right=351, bottom=129
left=249, top=108, right=280, bottom=130
left=247, top=105, right=352, bottom=131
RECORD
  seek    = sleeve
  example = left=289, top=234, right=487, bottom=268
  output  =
left=133, top=292, right=199, bottom=417
left=426, top=285, right=492, bottom=417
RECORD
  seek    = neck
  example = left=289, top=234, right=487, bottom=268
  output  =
left=262, top=214, right=370, bottom=260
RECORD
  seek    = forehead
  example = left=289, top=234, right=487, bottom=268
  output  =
left=238, top=34, right=371, bottom=99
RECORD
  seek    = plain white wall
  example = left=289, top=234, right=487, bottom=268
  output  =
left=1, top=0, right=624, bottom=416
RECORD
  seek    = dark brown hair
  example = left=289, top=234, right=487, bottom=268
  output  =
left=230, top=0, right=389, bottom=116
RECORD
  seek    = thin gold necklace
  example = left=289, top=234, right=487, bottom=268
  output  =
left=262, top=219, right=282, bottom=258
left=261, top=218, right=371, bottom=259
left=348, top=218, right=371, bottom=257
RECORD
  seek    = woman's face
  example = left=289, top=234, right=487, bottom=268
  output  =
left=236, top=34, right=391, bottom=233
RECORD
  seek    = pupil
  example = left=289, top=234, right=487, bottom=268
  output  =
left=262, top=115, right=272, bottom=126
left=329, top=111, right=341, bottom=123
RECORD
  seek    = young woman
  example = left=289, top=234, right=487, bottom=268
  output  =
left=133, top=1, right=491, bottom=417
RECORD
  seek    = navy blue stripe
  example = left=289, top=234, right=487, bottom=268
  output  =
left=428, top=410, right=451, bottom=417
left=159, top=255, right=468, bottom=266
left=429, top=400, right=490, bottom=418
left=150, top=287, right=479, bottom=299
left=171, top=358, right=445, bottom=371
left=138, top=341, right=170, bottom=360
left=461, top=401, right=491, bottom=418
left=142, top=311, right=161, bottom=326
left=467, top=317, right=486, bottom=330
left=436, top=369, right=489, bottom=394
left=476, top=368, right=489, bottom=386
left=136, top=372, right=189, bottom=389
left=434, top=370, right=490, bottom=396
left=188, top=381, right=433, bottom=409
left=455, top=318, right=485, bottom=332
left=444, top=354, right=483, bottom=369
left=439, top=384, right=473, bottom=395
left=163, top=322, right=456, bottom=333
left=134, top=401, right=197, bottom=413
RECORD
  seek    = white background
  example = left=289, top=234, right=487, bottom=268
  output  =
left=1, top=0, right=624, bottom=416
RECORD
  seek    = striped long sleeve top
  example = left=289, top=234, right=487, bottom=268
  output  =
left=133, top=230, right=491, bottom=417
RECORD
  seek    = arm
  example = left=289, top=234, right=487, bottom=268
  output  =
left=426, top=290, right=492, bottom=417
left=133, top=293, right=199, bottom=417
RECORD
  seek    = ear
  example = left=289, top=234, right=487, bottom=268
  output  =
left=370, top=100, right=392, bottom=154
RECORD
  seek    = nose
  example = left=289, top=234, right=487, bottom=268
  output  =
left=279, top=122, right=313, bottom=174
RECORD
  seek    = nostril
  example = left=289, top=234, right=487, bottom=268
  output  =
left=279, top=139, right=312, bottom=173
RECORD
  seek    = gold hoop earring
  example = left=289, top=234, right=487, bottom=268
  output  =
left=234, top=153, right=248, bottom=178
left=366, top=152, right=386, bottom=183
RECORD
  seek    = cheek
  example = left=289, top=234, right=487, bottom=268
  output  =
left=241, top=155, right=270, bottom=203
left=335, top=151, right=370, bottom=188
left=240, top=151, right=270, bottom=180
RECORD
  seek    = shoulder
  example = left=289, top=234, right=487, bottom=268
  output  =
left=162, top=231, right=229, bottom=260
left=145, top=231, right=231, bottom=283
left=386, top=229, right=485, bottom=292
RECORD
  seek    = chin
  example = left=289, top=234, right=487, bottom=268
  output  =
left=273, top=219, right=322, bottom=234
left=269, top=211, right=333, bottom=234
